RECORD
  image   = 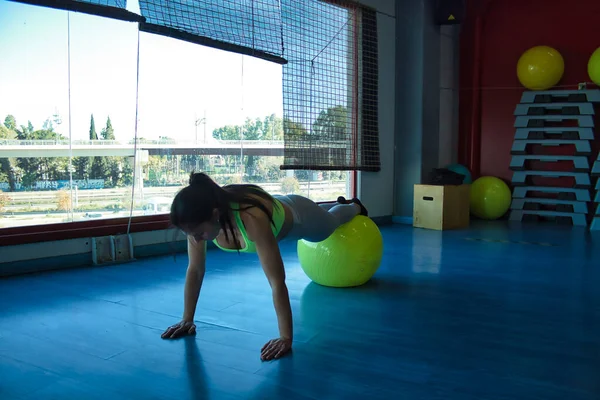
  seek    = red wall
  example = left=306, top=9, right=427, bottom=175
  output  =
left=459, top=0, right=600, bottom=181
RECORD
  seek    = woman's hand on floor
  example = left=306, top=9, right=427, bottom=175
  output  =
left=161, top=320, right=196, bottom=339
left=260, top=337, right=292, bottom=361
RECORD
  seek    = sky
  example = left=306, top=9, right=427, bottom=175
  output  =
left=0, top=0, right=284, bottom=143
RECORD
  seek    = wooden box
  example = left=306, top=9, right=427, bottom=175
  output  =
left=413, top=184, right=471, bottom=230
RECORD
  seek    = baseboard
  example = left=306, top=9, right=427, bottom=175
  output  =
left=371, top=215, right=393, bottom=226
left=134, top=240, right=188, bottom=259
left=0, top=253, right=93, bottom=278
left=1, top=215, right=399, bottom=277
left=392, top=216, right=414, bottom=225
left=0, top=228, right=225, bottom=277
left=0, top=237, right=92, bottom=264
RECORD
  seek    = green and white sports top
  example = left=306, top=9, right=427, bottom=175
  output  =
left=212, top=197, right=286, bottom=253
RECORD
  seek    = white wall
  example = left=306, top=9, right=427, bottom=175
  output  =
left=356, top=0, right=396, bottom=219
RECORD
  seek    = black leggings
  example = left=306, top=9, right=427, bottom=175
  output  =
left=274, top=194, right=360, bottom=242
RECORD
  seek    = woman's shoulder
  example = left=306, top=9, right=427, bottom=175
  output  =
left=239, top=203, right=274, bottom=241
left=238, top=191, right=275, bottom=226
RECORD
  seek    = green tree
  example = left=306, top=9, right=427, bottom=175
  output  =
left=4, top=115, right=16, bottom=131
left=106, top=158, right=122, bottom=188
left=281, top=176, right=300, bottom=194
left=72, top=157, right=91, bottom=180
left=212, top=125, right=240, bottom=140
left=16, top=127, right=69, bottom=187
left=84, top=114, right=100, bottom=182
left=240, top=118, right=265, bottom=174
left=15, top=121, right=34, bottom=140
left=211, top=115, right=289, bottom=178
left=101, top=116, right=115, bottom=140
left=120, top=161, right=133, bottom=186
left=89, top=114, right=98, bottom=140
left=254, top=156, right=285, bottom=182
left=0, top=125, right=14, bottom=139
left=312, top=105, right=348, bottom=141
left=0, top=159, right=13, bottom=189
left=0, top=123, right=17, bottom=189
left=283, top=118, right=308, bottom=141
left=39, top=155, right=70, bottom=181
left=42, top=118, right=54, bottom=131
left=241, top=117, right=263, bottom=140
left=91, top=156, right=109, bottom=182
left=20, top=171, right=37, bottom=190
left=212, top=115, right=286, bottom=141
left=212, top=125, right=241, bottom=175
left=263, top=114, right=283, bottom=140
left=96, top=116, right=119, bottom=186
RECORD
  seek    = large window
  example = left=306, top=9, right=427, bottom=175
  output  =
left=0, top=0, right=353, bottom=235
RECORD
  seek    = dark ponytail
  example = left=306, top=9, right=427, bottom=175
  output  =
left=188, top=172, right=213, bottom=186
left=170, top=171, right=278, bottom=249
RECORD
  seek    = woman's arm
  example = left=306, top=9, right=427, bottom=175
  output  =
left=162, top=236, right=206, bottom=339
left=183, top=236, right=207, bottom=321
left=254, top=230, right=293, bottom=340
left=244, top=207, right=294, bottom=360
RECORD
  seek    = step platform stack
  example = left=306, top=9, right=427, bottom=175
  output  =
left=509, top=89, right=600, bottom=227
left=592, top=150, right=600, bottom=230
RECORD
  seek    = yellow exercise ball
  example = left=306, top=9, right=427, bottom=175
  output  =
left=517, top=46, right=564, bottom=90
left=588, top=47, right=600, bottom=85
left=470, top=176, right=512, bottom=220
left=297, top=215, right=383, bottom=288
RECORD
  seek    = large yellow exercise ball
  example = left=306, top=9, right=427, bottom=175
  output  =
left=517, top=46, right=564, bottom=90
left=297, top=215, right=383, bottom=288
left=470, top=176, right=512, bottom=220
left=588, top=47, right=600, bottom=85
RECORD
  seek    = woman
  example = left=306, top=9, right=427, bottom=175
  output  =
left=161, top=172, right=367, bottom=361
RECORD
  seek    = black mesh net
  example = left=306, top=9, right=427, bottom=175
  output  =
left=19, top=0, right=379, bottom=172
left=137, top=0, right=285, bottom=64
left=280, top=0, right=380, bottom=171
left=78, top=0, right=126, bottom=6
left=11, top=0, right=137, bottom=22
left=15, top=0, right=127, bottom=6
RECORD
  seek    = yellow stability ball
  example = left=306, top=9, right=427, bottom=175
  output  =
left=297, top=215, right=383, bottom=288
left=470, top=176, right=512, bottom=220
left=517, top=46, right=564, bottom=90
left=588, top=47, right=600, bottom=85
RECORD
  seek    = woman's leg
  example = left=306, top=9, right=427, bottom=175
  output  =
left=320, top=202, right=361, bottom=225
left=317, top=202, right=337, bottom=211
left=280, top=195, right=365, bottom=242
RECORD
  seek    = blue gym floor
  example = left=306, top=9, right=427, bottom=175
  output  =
left=1, top=221, right=599, bottom=399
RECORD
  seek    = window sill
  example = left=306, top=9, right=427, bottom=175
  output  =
left=0, top=214, right=172, bottom=247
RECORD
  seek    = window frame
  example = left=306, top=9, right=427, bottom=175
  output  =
left=0, top=0, right=362, bottom=246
